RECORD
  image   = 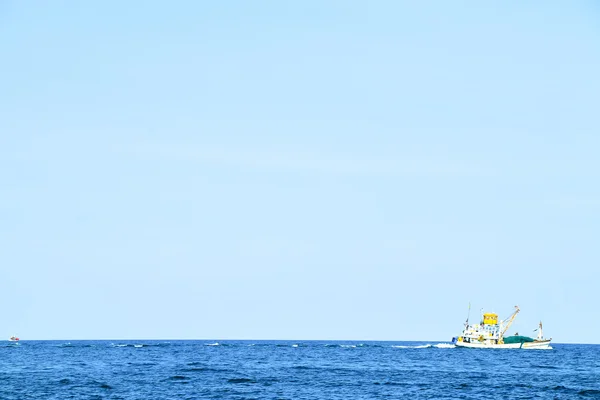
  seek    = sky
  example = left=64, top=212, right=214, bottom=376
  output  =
left=1, top=1, right=599, bottom=343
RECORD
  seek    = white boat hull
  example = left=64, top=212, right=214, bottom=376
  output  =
left=455, top=340, right=552, bottom=349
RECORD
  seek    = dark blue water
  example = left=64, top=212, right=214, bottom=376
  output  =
left=1, top=340, right=599, bottom=399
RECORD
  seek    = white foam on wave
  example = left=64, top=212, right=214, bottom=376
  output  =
left=392, top=343, right=457, bottom=349
left=134, top=344, right=143, bottom=348
left=205, top=342, right=220, bottom=346
left=527, top=346, right=553, bottom=350
left=392, top=344, right=432, bottom=349
left=340, top=345, right=357, bottom=348
left=292, top=344, right=299, bottom=348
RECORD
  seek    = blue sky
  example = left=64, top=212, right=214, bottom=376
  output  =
left=1, top=1, right=599, bottom=342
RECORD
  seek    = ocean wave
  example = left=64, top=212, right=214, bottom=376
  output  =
left=392, top=344, right=432, bottom=349
left=184, top=365, right=231, bottom=373
left=434, top=343, right=456, bottom=349
left=531, top=364, right=559, bottom=369
left=110, top=343, right=152, bottom=348
left=374, top=381, right=409, bottom=386
left=579, top=389, right=600, bottom=396
left=292, top=365, right=312, bottom=370
left=164, top=375, right=189, bottom=382
left=227, top=377, right=256, bottom=384
left=183, top=367, right=209, bottom=372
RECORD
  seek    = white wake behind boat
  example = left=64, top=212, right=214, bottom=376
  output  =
left=451, top=306, right=552, bottom=349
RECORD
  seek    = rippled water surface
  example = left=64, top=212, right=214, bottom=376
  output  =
left=1, top=340, right=599, bottom=399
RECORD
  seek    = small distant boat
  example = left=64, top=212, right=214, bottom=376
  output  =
left=451, top=305, right=552, bottom=349
left=8, top=335, right=20, bottom=342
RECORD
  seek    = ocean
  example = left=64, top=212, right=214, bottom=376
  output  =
left=1, top=340, right=599, bottom=399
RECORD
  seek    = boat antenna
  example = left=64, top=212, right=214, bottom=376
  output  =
left=465, top=302, right=471, bottom=327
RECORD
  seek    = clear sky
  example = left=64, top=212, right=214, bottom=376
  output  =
left=1, top=1, right=599, bottom=343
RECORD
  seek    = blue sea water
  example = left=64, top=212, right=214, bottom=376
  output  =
left=1, top=340, right=599, bottom=399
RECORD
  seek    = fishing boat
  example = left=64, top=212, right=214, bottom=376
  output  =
left=8, top=335, right=19, bottom=342
left=451, top=306, right=552, bottom=349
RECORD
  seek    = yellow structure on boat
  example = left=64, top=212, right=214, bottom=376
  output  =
left=483, top=313, right=498, bottom=325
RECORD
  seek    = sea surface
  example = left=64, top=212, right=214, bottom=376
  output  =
left=1, top=340, right=599, bottom=399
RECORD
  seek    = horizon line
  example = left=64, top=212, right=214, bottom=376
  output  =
left=5, top=338, right=591, bottom=345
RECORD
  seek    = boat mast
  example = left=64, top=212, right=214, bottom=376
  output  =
left=536, top=321, right=543, bottom=340
left=499, top=305, right=520, bottom=340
